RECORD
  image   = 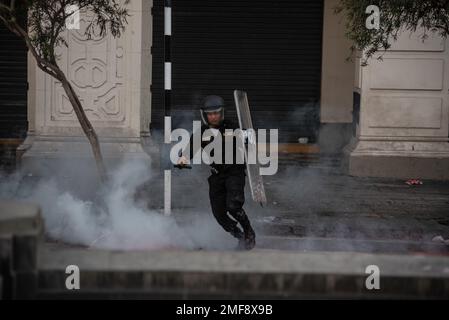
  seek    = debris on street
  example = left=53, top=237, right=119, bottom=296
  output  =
left=405, top=179, right=423, bottom=186
left=432, top=235, right=449, bottom=245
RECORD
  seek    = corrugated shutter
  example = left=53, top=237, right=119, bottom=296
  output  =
left=151, top=0, right=165, bottom=131
left=152, top=0, right=323, bottom=142
left=0, top=22, right=28, bottom=139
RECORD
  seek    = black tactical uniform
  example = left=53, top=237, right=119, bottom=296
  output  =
left=183, top=96, right=256, bottom=250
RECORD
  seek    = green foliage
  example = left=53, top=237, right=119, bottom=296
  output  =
left=336, top=0, right=449, bottom=63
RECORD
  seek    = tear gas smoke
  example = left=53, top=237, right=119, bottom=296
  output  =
left=0, top=158, right=234, bottom=250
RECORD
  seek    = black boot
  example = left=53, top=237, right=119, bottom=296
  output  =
left=242, top=223, right=255, bottom=250
left=230, top=227, right=244, bottom=240
left=230, top=227, right=248, bottom=251
left=230, top=209, right=256, bottom=250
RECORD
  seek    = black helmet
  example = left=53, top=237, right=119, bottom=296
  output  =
left=200, top=95, right=225, bottom=125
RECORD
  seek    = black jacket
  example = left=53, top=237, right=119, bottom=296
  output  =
left=184, top=119, right=245, bottom=172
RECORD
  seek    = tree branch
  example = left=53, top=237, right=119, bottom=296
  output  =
left=9, top=20, right=61, bottom=79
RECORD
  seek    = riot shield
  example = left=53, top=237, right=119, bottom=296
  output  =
left=233, top=90, right=267, bottom=206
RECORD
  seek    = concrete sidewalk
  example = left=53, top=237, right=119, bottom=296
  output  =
left=37, top=242, right=449, bottom=299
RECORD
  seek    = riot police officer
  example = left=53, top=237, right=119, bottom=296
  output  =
left=177, top=95, right=256, bottom=250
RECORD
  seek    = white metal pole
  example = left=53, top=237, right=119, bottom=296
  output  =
left=164, top=169, right=171, bottom=216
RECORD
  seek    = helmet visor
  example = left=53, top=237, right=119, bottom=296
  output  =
left=200, top=107, right=224, bottom=125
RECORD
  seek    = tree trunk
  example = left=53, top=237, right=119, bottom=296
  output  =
left=58, top=71, right=108, bottom=183
left=0, top=17, right=108, bottom=183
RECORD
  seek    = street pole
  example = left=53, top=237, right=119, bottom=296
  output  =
left=164, top=0, right=172, bottom=216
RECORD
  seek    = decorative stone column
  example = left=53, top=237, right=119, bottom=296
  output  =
left=348, top=30, right=449, bottom=180
left=18, top=0, right=153, bottom=174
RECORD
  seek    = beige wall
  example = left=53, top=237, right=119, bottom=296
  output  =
left=21, top=0, right=152, bottom=160
left=358, top=30, right=448, bottom=140
left=320, top=0, right=355, bottom=123
left=349, top=28, right=449, bottom=180
left=26, top=0, right=151, bottom=139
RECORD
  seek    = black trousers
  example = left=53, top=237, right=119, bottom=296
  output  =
left=208, top=166, right=251, bottom=238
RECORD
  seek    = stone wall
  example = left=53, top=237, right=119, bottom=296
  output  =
left=349, top=29, right=449, bottom=179
left=0, top=201, right=43, bottom=299
left=19, top=0, right=153, bottom=174
left=320, top=0, right=356, bottom=124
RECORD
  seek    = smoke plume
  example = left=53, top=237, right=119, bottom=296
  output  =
left=0, top=158, right=234, bottom=250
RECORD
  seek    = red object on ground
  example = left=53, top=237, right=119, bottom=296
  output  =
left=405, top=179, right=423, bottom=186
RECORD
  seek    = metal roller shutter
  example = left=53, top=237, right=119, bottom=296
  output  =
left=0, top=22, right=28, bottom=139
left=152, top=0, right=323, bottom=142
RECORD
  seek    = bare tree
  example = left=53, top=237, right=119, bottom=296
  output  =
left=0, top=0, right=130, bottom=182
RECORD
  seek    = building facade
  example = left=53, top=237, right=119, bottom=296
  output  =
left=0, top=0, right=448, bottom=179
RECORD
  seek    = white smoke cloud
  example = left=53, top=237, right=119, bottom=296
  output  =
left=0, top=159, right=234, bottom=250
